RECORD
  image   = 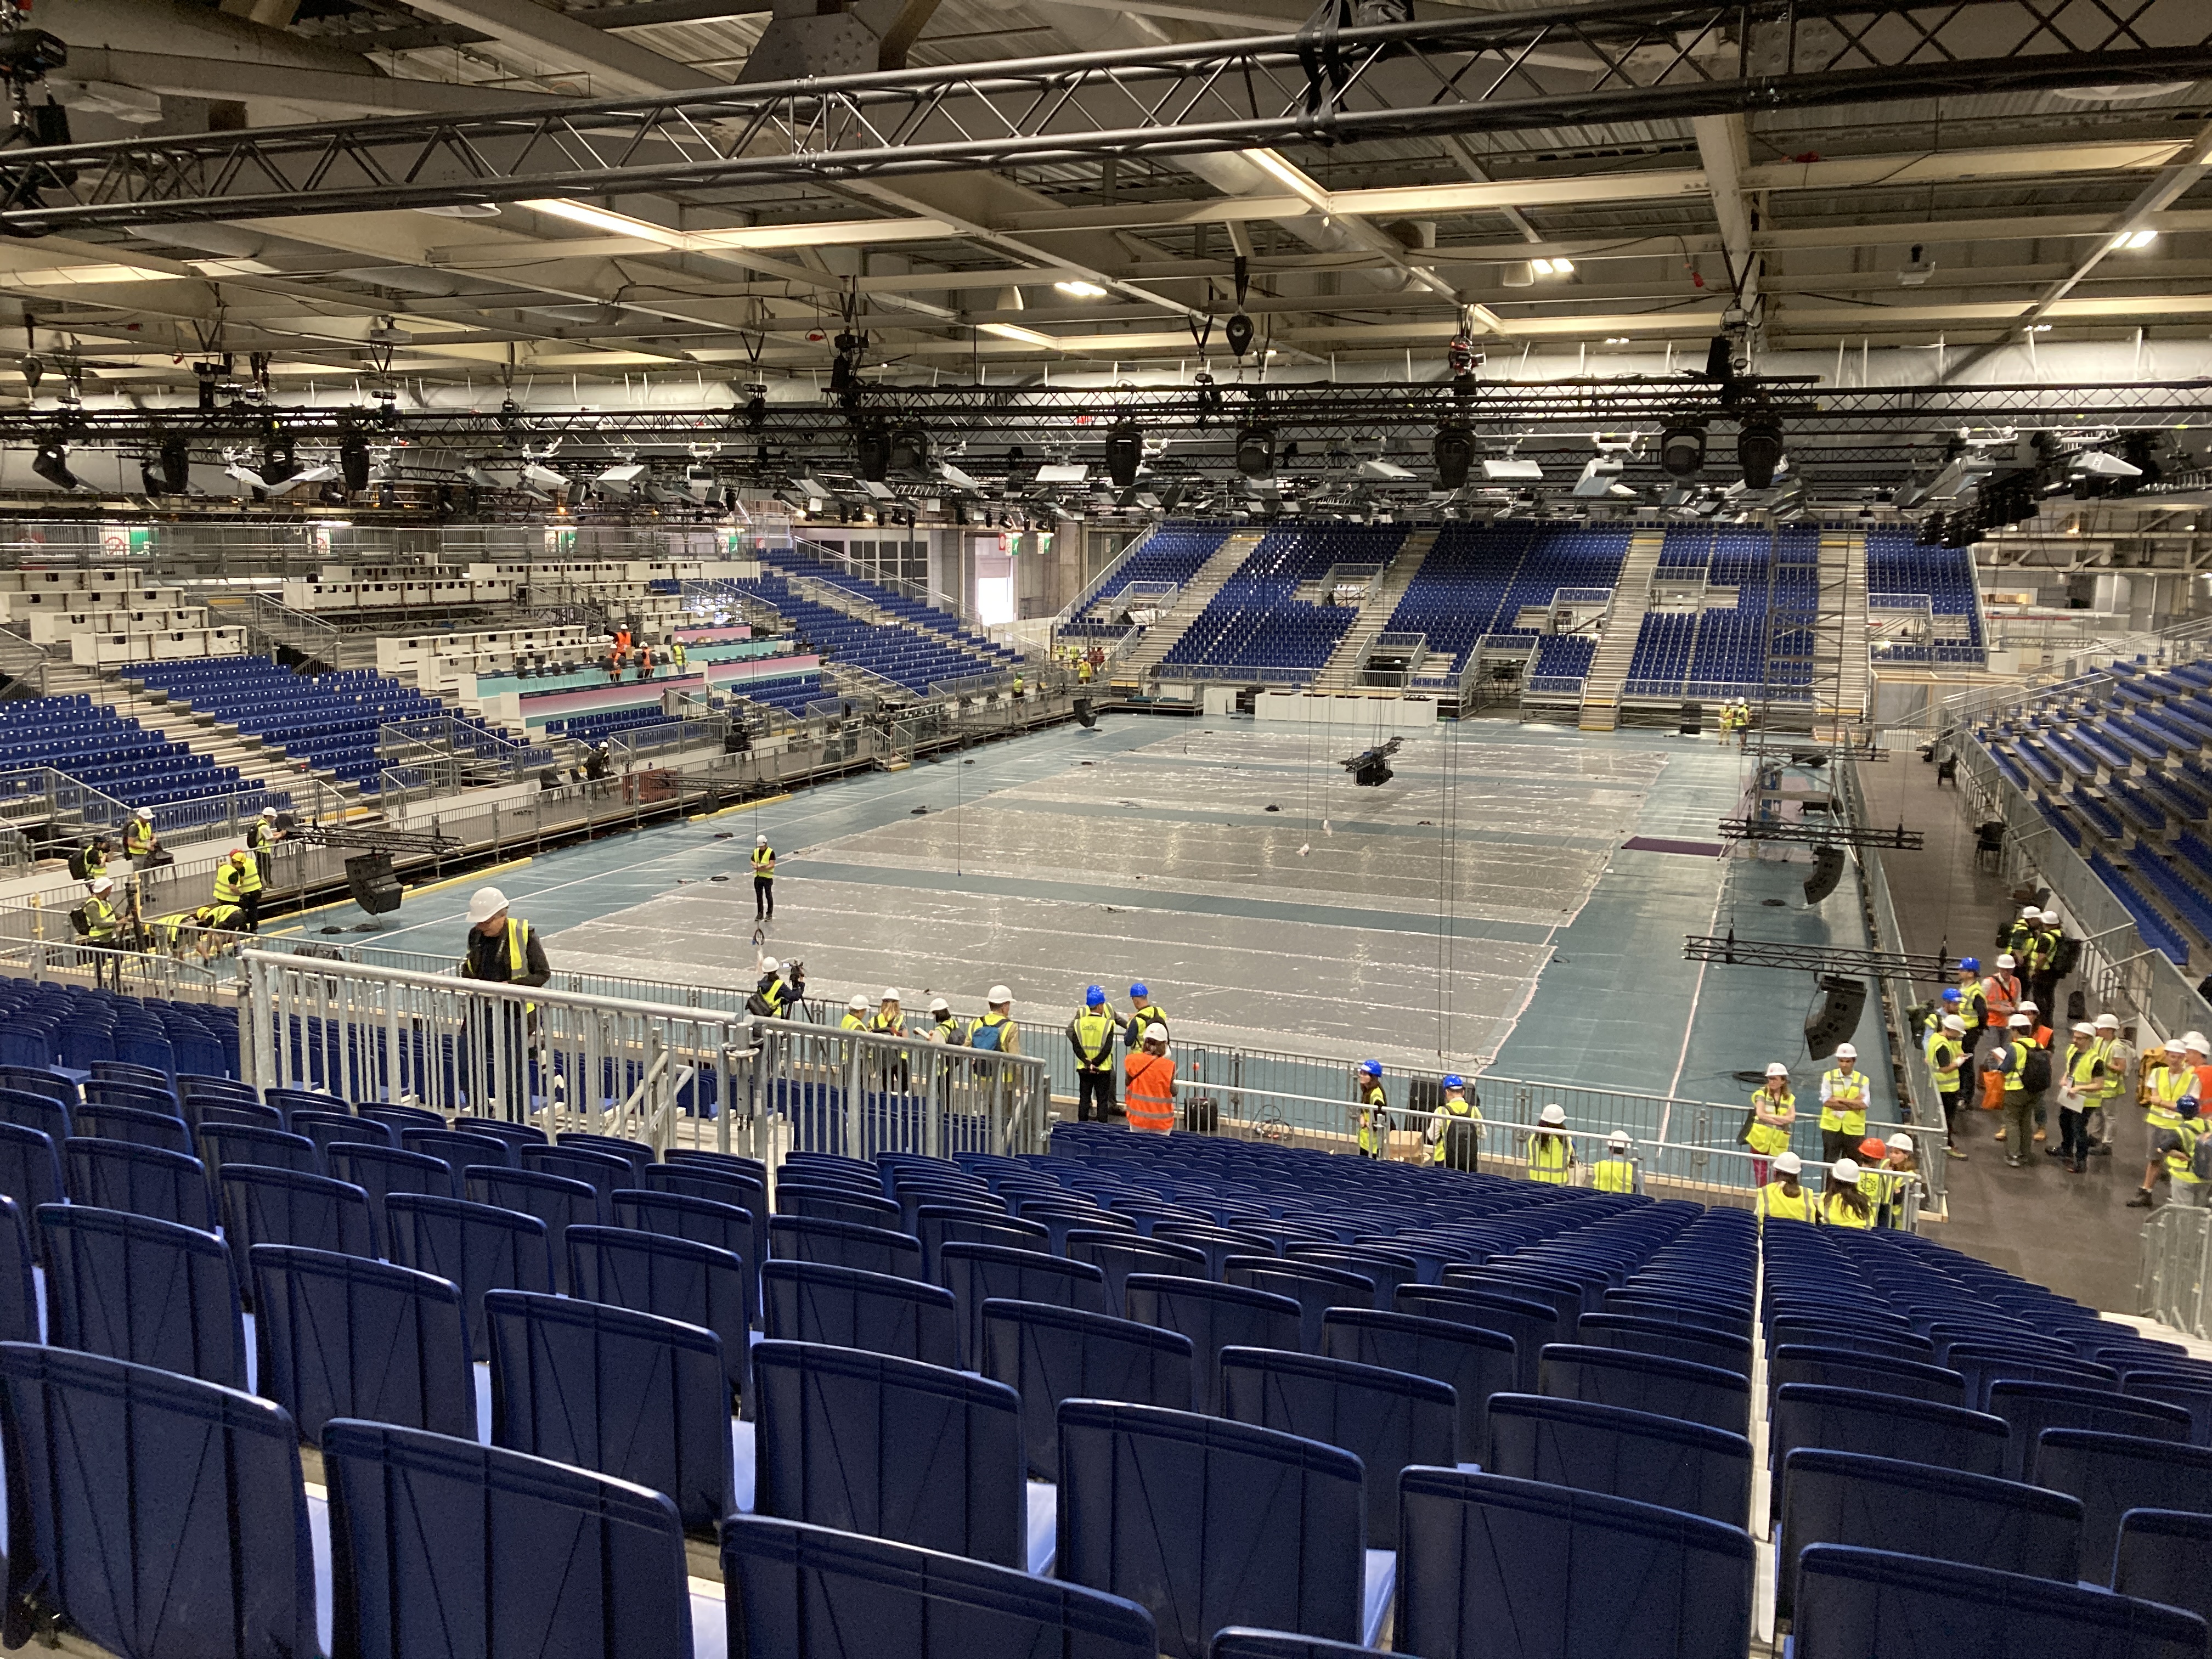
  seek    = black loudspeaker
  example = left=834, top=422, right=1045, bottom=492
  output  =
left=343, top=852, right=403, bottom=916
left=1804, top=974, right=1867, bottom=1061
left=1679, top=701, right=1703, bottom=736
left=1074, top=696, right=1096, bottom=729
left=1803, top=844, right=1847, bottom=905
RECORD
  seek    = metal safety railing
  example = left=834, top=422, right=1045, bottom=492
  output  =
left=2139, top=1205, right=2212, bottom=1337
left=239, top=951, right=1051, bottom=1164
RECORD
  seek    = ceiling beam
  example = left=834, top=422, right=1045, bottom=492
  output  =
left=387, top=0, right=719, bottom=94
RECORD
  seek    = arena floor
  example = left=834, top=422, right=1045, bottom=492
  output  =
left=277, top=712, right=1897, bottom=1120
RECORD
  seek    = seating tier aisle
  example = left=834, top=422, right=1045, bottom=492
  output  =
left=1867, top=530, right=1987, bottom=666
left=125, top=656, right=505, bottom=794
left=0, top=1093, right=2201, bottom=1659
left=1072, top=522, right=1232, bottom=624
left=0, top=694, right=285, bottom=828
left=725, top=570, right=1012, bottom=695
left=1160, top=525, right=1403, bottom=678
left=1623, top=526, right=1818, bottom=699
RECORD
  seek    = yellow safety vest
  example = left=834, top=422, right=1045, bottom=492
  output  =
left=1130, top=1002, right=1166, bottom=1035
left=2030, top=930, right=2059, bottom=971
left=81, top=896, right=118, bottom=942
left=1429, top=1097, right=1480, bottom=1164
left=1746, top=1088, right=1795, bottom=1155
left=1818, top=1070, right=1867, bottom=1135
left=2149, top=1060, right=2192, bottom=1131
left=868, top=1010, right=905, bottom=1037
left=2064, top=1043, right=2102, bottom=1094
left=1822, top=1189, right=1876, bottom=1229
left=671, top=642, right=687, bottom=668
left=123, top=821, right=155, bottom=857
left=1592, top=1156, right=1636, bottom=1193
left=752, top=845, right=775, bottom=878
left=1924, top=1032, right=1963, bottom=1092
left=840, top=1012, right=867, bottom=1032
left=2092, top=1037, right=2124, bottom=1103
left=2168, top=1118, right=2203, bottom=1187
left=213, top=854, right=262, bottom=903
left=1356, top=1082, right=1389, bottom=1155
left=1758, top=1182, right=1815, bottom=1222
left=1527, top=1131, right=1572, bottom=1184
left=1071, top=1009, right=1118, bottom=1071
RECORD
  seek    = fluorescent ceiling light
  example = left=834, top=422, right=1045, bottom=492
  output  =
left=1054, top=280, right=1108, bottom=298
left=980, top=323, right=1057, bottom=347
left=186, top=257, right=281, bottom=277
left=1530, top=257, right=1576, bottom=277
left=1604, top=336, right=1631, bottom=345
left=2029, top=323, right=2054, bottom=332
left=689, top=218, right=951, bottom=251
left=2110, top=229, right=2158, bottom=250
left=1037, top=463, right=1090, bottom=483
left=520, top=199, right=682, bottom=244
left=5, top=263, right=183, bottom=286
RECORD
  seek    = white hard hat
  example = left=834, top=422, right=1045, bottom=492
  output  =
left=1886, top=1133, right=1914, bottom=1152
left=2039, top=910, right=2059, bottom=924
left=2073, top=1022, right=2095, bottom=1036
left=881, top=989, right=900, bottom=1003
left=930, top=998, right=950, bottom=1013
left=133, top=806, right=152, bottom=821
left=1144, top=1023, right=1167, bottom=1043
left=1996, top=953, right=2015, bottom=969
left=1836, top=1043, right=1857, bottom=1059
left=757, top=833, right=768, bottom=845
left=2020, top=906, right=2040, bottom=919
left=761, top=958, right=780, bottom=974
left=2019, top=1001, right=2039, bottom=1015
left=1538, top=1103, right=1566, bottom=1126
left=2168, top=1039, right=2190, bottom=1054
left=988, top=985, right=1012, bottom=1005
left=848, top=994, right=868, bottom=1012
left=465, top=887, right=508, bottom=924
left=1774, top=1151, right=1803, bottom=1176
left=261, top=806, right=278, bottom=818
left=1942, top=1015, right=1966, bottom=1032
left=87, top=876, right=112, bottom=894
left=1831, top=1158, right=1860, bottom=1181
left=2190, top=1035, right=2211, bottom=1056
left=2095, top=1014, right=2120, bottom=1029
left=2190, top=1031, right=2208, bottom=1049
left=1608, top=1131, right=1631, bottom=1150
left=2008, top=1013, right=2032, bottom=1029
left=1765, top=1063, right=1790, bottom=1077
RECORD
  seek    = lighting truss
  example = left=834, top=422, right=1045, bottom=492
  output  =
left=0, top=0, right=2207, bottom=231
left=283, top=822, right=464, bottom=857
left=1683, top=932, right=1951, bottom=976
left=1717, top=819, right=1925, bottom=848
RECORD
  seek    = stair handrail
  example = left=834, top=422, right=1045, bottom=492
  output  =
left=0, top=625, right=48, bottom=697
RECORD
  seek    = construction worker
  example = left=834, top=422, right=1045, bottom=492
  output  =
left=2001, top=904, right=2040, bottom=960
left=1818, top=1042, right=1869, bottom=1163
left=1877, top=1133, right=1920, bottom=1227
left=1758, top=1150, right=1815, bottom=1223
left=2051, top=1022, right=2105, bottom=1173
left=1822, top=1158, right=1876, bottom=1228
left=2091, top=1013, right=2131, bottom=1156
left=1012, top=670, right=1024, bottom=699
left=670, top=638, right=687, bottom=671
left=1955, top=957, right=1989, bottom=1062
left=1425, top=1075, right=1482, bottom=1172
left=636, top=644, right=656, bottom=681
left=2160, top=1098, right=2207, bottom=1210
left=1983, top=952, right=2023, bottom=1032
left=1746, top=1063, right=1797, bottom=1186
left=1988, top=1012, right=2049, bottom=1168
left=249, top=805, right=283, bottom=887
left=79, top=875, right=124, bottom=989
left=2013, top=998, right=2055, bottom=1144
left=1125, top=983, right=1166, bottom=1047
left=870, top=990, right=905, bottom=1038
left=212, top=847, right=263, bottom=930
left=458, top=888, right=550, bottom=990
left=751, top=958, right=799, bottom=1020
left=122, top=807, right=165, bottom=866
left=752, top=834, right=776, bottom=922
left=2028, top=909, right=2065, bottom=1011
left=1926, top=1012, right=1968, bottom=1160
left=1124, top=1023, right=1176, bottom=1135
left=840, top=993, right=870, bottom=1032
left=2131, top=1036, right=2193, bottom=1207
left=1855, top=1135, right=1897, bottom=1214
left=1732, top=698, right=1753, bottom=749
left=1591, top=1130, right=1639, bottom=1193
left=1527, top=1102, right=1575, bottom=1184
left=924, top=998, right=964, bottom=1044
left=1076, top=656, right=1093, bottom=685
left=1354, top=1059, right=1390, bottom=1158
left=616, top=623, right=632, bottom=655
left=969, top=986, right=1020, bottom=1053
left=1068, top=986, right=1124, bottom=1124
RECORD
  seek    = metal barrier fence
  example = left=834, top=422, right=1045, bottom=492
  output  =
left=2138, top=1205, right=2212, bottom=1336
left=239, top=951, right=1051, bottom=1164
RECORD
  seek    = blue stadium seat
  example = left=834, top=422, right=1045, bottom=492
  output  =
left=1768, top=1344, right=1967, bottom=1407
left=1321, top=1307, right=1515, bottom=1459
left=251, top=1243, right=476, bottom=1447
left=1575, top=1312, right=1752, bottom=1377
left=326, top=1142, right=455, bottom=1253
left=466, top=1165, right=603, bottom=1291
left=1397, top=1284, right=1556, bottom=1391
left=383, top=1191, right=555, bottom=1353
left=568, top=1223, right=752, bottom=1403
left=1985, top=1380, right=2188, bottom=1482
left=981, top=1297, right=1196, bottom=1479
left=938, top=1242, right=1107, bottom=1366
left=221, top=1164, right=377, bottom=1260
left=1770, top=1385, right=2010, bottom=1509
left=2030, top=1428, right=2212, bottom=1586
left=1537, top=1342, right=1749, bottom=1434
left=38, top=1204, right=245, bottom=1389
left=1068, top=1229, right=1207, bottom=1313
left=761, top=1257, right=959, bottom=1367
left=1125, top=1275, right=1303, bottom=1415
left=2113, top=1510, right=2212, bottom=1639
left=770, top=1213, right=926, bottom=1281
left=1484, top=1393, right=1751, bottom=1528
left=1226, top=1257, right=1378, bottom=1352
left=64, top=1136, right=216, bottom=1232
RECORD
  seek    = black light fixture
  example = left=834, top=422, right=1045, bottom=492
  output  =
left=1432, top=424, right=1474, bottom=489
left=1660, top=421, right=1707, bottom=478
left=261, top=437, right=297, bottom=488
left=1235, top=425, right=1274, bottom=478
left=339, top=432, right=370, bottom=494
left=1737, top=413, right=1784, bottom=490
left=856, top=425, right=890, bottom=482
left=1225, top=312, right=1255, bottom=359
left=1105, top=422, right=1142, bottom=488
left=30, top=442, right=77, bottom=490
left=151, top=435, right=190, bottom=495
left=889, top=425, right=928, bottom=472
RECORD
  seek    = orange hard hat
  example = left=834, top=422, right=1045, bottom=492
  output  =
left=1858, top=1136, right=1887, bottom=1161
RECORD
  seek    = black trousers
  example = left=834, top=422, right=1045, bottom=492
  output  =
left=754, top=876, right=774, bottom=919
left=2058, top=1104, right=2091, bottom=1166
left=1077, top=1069, right=1116, bottom=1122
left=1939, top=1090, right=1962, bottom=1138
left=1821, top=1128, right=1856, bottom=1164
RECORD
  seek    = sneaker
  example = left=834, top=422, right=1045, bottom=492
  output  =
left=1945, top=1144, right=1967, bottom=1161
left=2034, top=1127, right=2047, bottom=1142
left=2044, top=1146, right=2066, bottom=1158
left=2007, top=1156, right=2025, bottom=1168
left=1995, top=1127, right=2007, bottom=1141
left=2128, top=1190, right=2157, bottom=1208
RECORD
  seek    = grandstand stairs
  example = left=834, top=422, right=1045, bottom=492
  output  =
left=102, top=662, right=371, bottom=814
left=1111, top=529, right=1263, bottom=686
left=1816, top=531, right=1872, bottom=733
left=1311, top=529, right=1436, bottom=691
left=1576, top=529, right=1667, bottom=731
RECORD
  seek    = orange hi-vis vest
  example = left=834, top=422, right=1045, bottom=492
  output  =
left=1125, top=1051, right=1176, bottom=1134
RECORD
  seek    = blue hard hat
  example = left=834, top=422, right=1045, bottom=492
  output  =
left=1941, top=987, right=1961, bottom=1004
left=1360, top=1059, right=1383, bottom=1077
left=1130, top=983, right=1148, bottom=999
left=1442, top=1074, right=1465, bottom=1091
left=1959, top=956, right=1980, bottom=973
left=1085, top=985, right=1105, bottom=1007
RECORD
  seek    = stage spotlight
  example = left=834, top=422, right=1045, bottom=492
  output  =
left=1660, top=421, right=1707, bottom=478
left=261, top=438, right=296, bottom=488
left=856, top=426, right=890, bottom=482
left=1105, top=423, right=1143, bottom=489
left=151, top=435, right=190, bottom=495
left=338, top=433, right=370, bottom=494
left=31, top=443, right=78, bottom=490
left=889, top=425, right=928, bottom=472
left=1432, top=424, right=1474, bottom=490
left=1226, top=312, right=1255, bottom=359
left=1236, top=425, right=1274, bottom=478
left=1737, top=414, right=1784, bottom=489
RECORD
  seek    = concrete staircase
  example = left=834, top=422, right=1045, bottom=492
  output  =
left=1111, top=530, right=1262, bottom=686
left=1313, top=529, right=1436, bottom=690
left=1578, top=529, right=1667, bottom=732
left=1822, top=531, right=1872, bottom=726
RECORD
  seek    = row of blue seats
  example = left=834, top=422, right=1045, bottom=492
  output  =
left=1163, top=529, right=1403, bottom=672
left=1079, top=526, right=1231, bottom=620
left=766, top=551, right=1019, bottom=667
left=0, top=694, right=276, bottom=822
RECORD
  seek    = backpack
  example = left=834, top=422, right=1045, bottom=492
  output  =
left=2021, top=1044, right=2053, bottom=1095
left=2193, top=1130, right=2212, bottom=1186
left=66, top=904, right=89, bottom=938
left=970, top=1017, right=1004, bottom=1052
left=66, top=844, right=91, bottom=881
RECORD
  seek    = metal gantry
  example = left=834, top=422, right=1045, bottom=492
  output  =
left=1, top=0, right=2208, bottom=230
